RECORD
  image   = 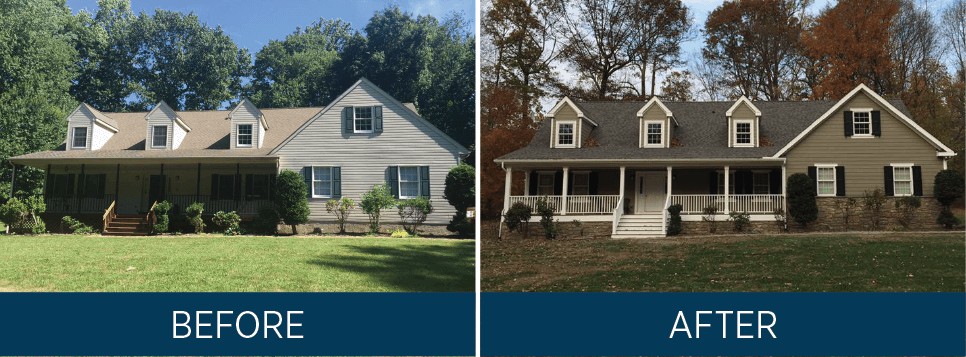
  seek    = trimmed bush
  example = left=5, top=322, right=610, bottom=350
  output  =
left=151, top=201, right=173, bottom=234
left=666, top=204, right=682, bottom=236
left=504, top=202, right=532, bottom=237
left=535, top=198, right=557, bottom=239
left=275, top=170, right=310, bottom=235
left=62, top=216, right=94, bottom=234
left=729, top=211, right=750, bottom=233
left=185, top=202, right=205, bottom=233
left=252, top=205, right=280, bottom=235
left=360, top=182, right=396, bottom=234
left=325, top=197, right=356, bottom=234
left=934, top=169, right=965, bottom=207
left=787, top=173, right=817, bottom=228
left=894, top=196, right=921, bottom=228
left=446, top=213, right=474, bottom=237
left=397, top=197, right=434, bottom=235
left=444, top=163, right=475, bottom=234
left=702, top=204, right=718, bottom=233
left=937, top=208, right=960, bottom=229
left=212, top=211, right=241, bottom=235
left=863, top=188, right=887, bottom=231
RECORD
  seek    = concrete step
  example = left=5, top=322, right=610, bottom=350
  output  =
left=612, top=233, right=665, bottom=239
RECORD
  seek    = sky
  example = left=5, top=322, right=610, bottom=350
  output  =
left=66, top=0, right=476, bottom=54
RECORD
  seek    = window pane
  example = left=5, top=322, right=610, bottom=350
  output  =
left=253, top=175, right=269, bottom=198
left=400, top=166, right=418, bottom=182
left=818, top=168, right=834, bottom=180
left=818, top=181, right=834, bottom=195
left=73, top=127, right=87, bottom=147
left=314, top=167, right=330, bottom=181
left=218, top=175, right=234, bottom=199
left=401, top=182, right=419, bottom=197
left=647, top=123, right=662, bottom=144
left=558, top=123, right=573, bottom=145
left=895, top=181, right=911, bottom=195
left=736, top=123, right=751, bottom=144
left=894, top=167, right=911, bottom=180
left=153, top=126, right=167, bottom=147
left=355, top=107, right=372, bottom=119
left=573, top=174, right=589, bottom=185
left=854, top=112, right=871, bottom=135
left=238, top=125, right=252, bottom=145
left=538, top=174, right=554, bottom=185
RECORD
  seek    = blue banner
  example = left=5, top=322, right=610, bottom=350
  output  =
left=482, top=292, right=965, bottom=356
left=0, top=292, right=474, bottom=356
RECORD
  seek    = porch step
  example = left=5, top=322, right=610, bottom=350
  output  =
left=103, top=215, right=151, bottom=236
left=614, top=213, right=665, bottom=239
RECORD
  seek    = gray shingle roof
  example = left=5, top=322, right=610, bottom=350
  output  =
left=497, top=99, right=912, bottom=161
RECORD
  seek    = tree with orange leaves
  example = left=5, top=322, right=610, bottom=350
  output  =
left=479, top=85, right=537, bottom=219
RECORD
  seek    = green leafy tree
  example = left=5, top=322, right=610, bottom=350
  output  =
left=360, top=182, right=397, bottom=234
left=444, top=162, right=475, bottom=236
left=275, top=170, right=310, bottom=235
left=934, top=169, right=965, bottom=207
left=70, top=0, right=137, bottom=112
left=787, top=173, right=817, bottom=228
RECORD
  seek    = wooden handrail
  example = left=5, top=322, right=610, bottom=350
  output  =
left=145, top=200, right=158, bottom=227
left=102, top=200, right=117, bottom=233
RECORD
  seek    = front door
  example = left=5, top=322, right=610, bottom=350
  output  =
left=148, top=175, right=166, bottom=207
left=635, top=171, right=666, bottom=213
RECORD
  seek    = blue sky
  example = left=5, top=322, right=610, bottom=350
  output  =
left=66, top=0, right=476, bottom=54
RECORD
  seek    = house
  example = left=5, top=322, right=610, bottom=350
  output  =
left=494, top=84, right=956, bottom=238
left=9, top=78, right=469, bottom=235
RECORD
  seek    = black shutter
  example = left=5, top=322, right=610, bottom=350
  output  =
left=332, top=167, right=342, bottom=198
left=210, top=174, right=219, bottom=200
left=742, top=171, right=753, bottom=195
left=44, top=174, right=54, bottom=197
left=342, top=107, right=353, bottom=134
left=245, top=174, right=254, bottom=201
left=234, top=174, right=241, bottom=201
left=807, top=166, right=817, bottom=193
left=419, top=166, right=430, bottom=197
left=883, top=166, right=894, bottom=196
left=374, top=106, right=383, bottom=133
left=77, top=174, right=86, bottom=197
left=386, top=166, right=399, bottom=199
left=553, top=171, right=563, bottom=196
left=769, top=169, right=782, bottom=194
left=912, top=166, right=923, bottom=196
left=844, top=111, right=853, bottom=136
left=66, top=174, right=75, bottom=195
left=302, top=167, right=312, bottom=198
left=835, top=166, right=846, bottom=196
left=709, top=171, right=717, bottom=194
left=269, top=175, right=276, bottom=201
left=589, top=172, right=599, bottom=195
left=98, top=174, right=106, bottom=198
left=528, top=171, right=538, bottom=195
left=871, top=111, right=881, bottom=136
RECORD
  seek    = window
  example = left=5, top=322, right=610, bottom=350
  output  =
left=717, top=172, right=736, bottom=194
left=312, top=166, right=333, bottom=198
left=557, top=122, right=574, bottom=147
left=152, top=126, right=167, bottom=148
left=572, top=172, right=590, bottom=195
left=217, top=175, right=235, bottom=200
left=399, top=166, right=420, bottom=198
left=893, top=165, right=913, bottom=196
left=354, top=107, right=373, bottom=133
left=82, top=174, right=104, bottom=198
left=817, top=166, right=836, bottom=196
left=237, top=124, right=253, bottom=146
left=735, top=121, right=752, bottom=146
left=53, top=174, right=73, bottom=197
left=72, top=127, right=88, bottom=148
left=753, top=172, right=770, bottom=194
left=644, top=121, right=663, bottom=146
left=250, top=174, right=270, bottom=200
left=853, top=111, right=871, bottom=136
left=537, top=173, right=555, bottom=196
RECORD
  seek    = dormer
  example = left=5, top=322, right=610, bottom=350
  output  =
left=726, top=96, right=761, bottom=147
left=227, top=98, right=269, bottom=149
left=65, top=103, right=118, bottom=151
left=546, top=97, right=597, bottom=149
left=145, top=100, right=191, bottom=150
left=636, top=97, right=677, bottom=148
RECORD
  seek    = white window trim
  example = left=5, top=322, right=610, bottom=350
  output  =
left=353, top=106, right=374, bottom=134
left=716, top=171, right=735, bottom=194
left=311, top=166, right=334, bottom=199
left=891, top=163, right=914, bottom=197
left=851, top=108, right=873, bottom=138
left=71, top=127, right=88, bottom=149
left=398, top=166, right=422, bottom=199
left=555, top=120, right=577, bottom=148
left=642, top=120, right=665, bottom=148
left=733, top=119, right=754, bottom=147
left=236, top=124, right=253, bottom=147
left=815, top=164, right=837, bottom=197
left=536, top=171, right=555, bottom=196
left=152, top=125, right=167, bottom=148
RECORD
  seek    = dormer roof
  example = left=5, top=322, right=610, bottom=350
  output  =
left=146, top=100, right=191, bottom=132
left=726, top=96, right=761, bottom=117
left=546, top=97, right=598, bottom=127
left=227, top=97, right=269, bottom=129
left=81, top=103, right=119, bottom=132
left=637, top=96, right=680, bottom=127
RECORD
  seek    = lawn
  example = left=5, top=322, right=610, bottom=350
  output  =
left=482, top=233, right=965, bottom=292
left=0, top=235, right=474, bottom=292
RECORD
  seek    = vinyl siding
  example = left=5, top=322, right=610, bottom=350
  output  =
left=784, top=92, right=944, bottom=196
left=730, top=103, right=759, bottom=147
left=552, top=105, right=579, bottom=148
left=91, top=121, right=114, bottom=150
left=639, top=105, right=667, bottom=147
left=275, top=81, right=464, bottom=225
left=145, top=105, right=177, bottom=150
left=172, top=122, right=187, bottom=149
left=66, top=107, right=92, bottom=151
left=230, top=102, right=261, bottom=149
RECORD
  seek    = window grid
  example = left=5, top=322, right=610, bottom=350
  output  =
left=537, top=174, right=554, bottom=196
left=72, top=127, right=87, bottom=148
left=893, top=166, right=912, bottom=196
left=152, top=126, right=167, bottom=148
left=237, top=124, right=253, bottom=146
left=572, top=173, right=590, bottom=195
left=313, top=167, right=332, bottom=197
left=817, top=167, right=835, bottom=196
left=853, top=112, right=871, bottom=136
left=736, top=122, right=752, bottom=145
left=646, top=123, right=662, bottom=145
left=399, top=166, right=420, bottom=198
left=557, top=123, right=574, bottom=146
left=717, top=172, right=736, bottom=194
left=753, top=173, right=770, bottom=194
left=354, top=107, right=373, bottom=133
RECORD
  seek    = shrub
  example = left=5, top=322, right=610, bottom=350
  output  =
left=62, top=216, right=94, bottom=234
left=702, top=204, right=718, bottom=233
left=275, top=169, right=310, bottom=235
left=772, top=207, right=788, bottom=232
left=151, top=201, right=173, bottom=234
left=212, top=211, right=241, bottom=235
left=834, top=197, right=859, bottom=231
left=934, top=169, right=965, bottom=208
left=787, top=173, right=817, bottom=229
left=444, top=163, right=475, bottom=234
left=937, top=208, right=960, bottom=229
left=863, top=188, right=887, bottom=231
left=535, top=198, right=557, bottom=239
left=397, top=197, right=434, bottom=235
left=446, top=212, right=474, bottom=237
left=185, top=202, right=205, bottom=233
left=504, top=202, right=532, bottom=238
left=729, top=211, right=750, bottom=233
left=666, top=204, right=682, bottom=236
left=252, top=205, right=280, bottom=235
left=894, top=196, right=922, bottom=228
left=325, top=197, right=356, bottom=234
left=360, top=182, right=396, bottom=234
left=0, top=196, right=46, bottom=234
left=390, top=228, right=414, bottom=238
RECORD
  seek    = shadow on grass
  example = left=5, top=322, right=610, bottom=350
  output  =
left=307, top=242, right=474, bottom=292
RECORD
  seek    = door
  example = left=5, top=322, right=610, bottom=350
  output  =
left=635, top=171, right=666, bottom=213
left=117, top=170, right=142, bottom=214
left=148, top=175, right=166, bottom=206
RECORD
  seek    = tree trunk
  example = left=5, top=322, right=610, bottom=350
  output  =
left=291, top=223, right=297, bottom=235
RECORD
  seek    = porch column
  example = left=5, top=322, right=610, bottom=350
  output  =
left=503, top=167, right=512, bottom=213
left=524, top=170, right=531, bottom=196
left=619, top=166, right=626, bottom=198
left=114, top=164, right=120, bottom=199
left=781, top=163, right=787, bottom=214
left=666, top=166, right=672, bottom=196
left=724, top=165, right=730, bottom=214
left=561, top=167, right=569, bottom=215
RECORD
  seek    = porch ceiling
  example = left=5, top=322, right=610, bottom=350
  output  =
left=501, top=158, right=785, bottom=170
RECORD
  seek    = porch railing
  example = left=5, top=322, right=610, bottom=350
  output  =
left=612, top=194, right=624, bottom=235
left=15, top=194, right=117, bottom=214
left=164, top=195, right=273, bottom=215
left=507, top=195, right=620, bottom=215
left=670, top=194, right=784, bottom=214
left=506, top=196, right=562, bottom=213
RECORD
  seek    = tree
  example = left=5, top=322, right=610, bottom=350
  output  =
left=479, top=85, right=536, bottom=219
left=274, top=170, right=310, bottom=235
left=627, top=0, right=692, bottom=98
left=887, top=0, right=939, bottom=95
left=70, top=0, right=137, bottom=112
left=444, top=162, right=475, bottom=236
left=560, top=0, right=636, bottom=99
left=934, top=169, right=965, bottom=208
left=360, top=182, right=397, bottom=234
left=787, top=173, right=817, bottom=228
left=325, top=197, right=355, bottom=234
left=940, top=0, right=966, bottom=79
left=660, top=71, right=694, bottom=101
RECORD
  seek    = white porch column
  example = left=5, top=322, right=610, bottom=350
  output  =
left=524, top=170, right=531, bottom=196
left=503, top=167, right=512, bottom=213
left=619, top=166, right=626, bottom=198
left=666, top=166, right=673, bottom=197
left=724, top=165, right=730, bottom=214
left=781, top=163, right=787, bottom=214
left=561, top=167, right=569, bottom=215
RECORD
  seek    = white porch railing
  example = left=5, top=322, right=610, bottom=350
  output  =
left=507, top=195, right=620, bottom=215
left=669, top=194, right=784, bottom=214
left=612, top=194, right=624, bottom=235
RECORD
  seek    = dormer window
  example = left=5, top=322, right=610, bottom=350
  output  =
left=557, top=122, right=575, bottom=147
left=152, top=126, right=167, bottom=148
left=354, top=107, right=373, bottom=133
left=643, top=121, right=664, bottom=147
left=72, top=127, right=88, bottom=148
left=237, top=124, right=253, bottom=147
left=734, top=120, right=753, bottom=146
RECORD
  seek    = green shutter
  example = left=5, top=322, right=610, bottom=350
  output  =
left=386, top=166, right=399, bottom=199
left=332, top=167, right=342, bottom=198
left=420, top=166, right=430, bottom=197
left=374, top=106, right=383, bottom=133
left=342, top=107, right=353, bottom=134
left=303, top=167, right=313, bottom=198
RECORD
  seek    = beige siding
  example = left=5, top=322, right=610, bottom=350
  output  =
left=784, top=92, right=944, bottom=196
left=639, top=105, right=667, bottom=147
left=275, top=81, right=464, bottom=225
left=230, top=102, right=261, bottom=149
left=731, top=103, right=759, bottom=146
left=145, top=105, right=177, bottom=150
left=66, top=107, right=92, bottom=151
left=552, top=105, right=579, bottom=149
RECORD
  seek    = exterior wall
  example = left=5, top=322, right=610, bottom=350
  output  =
left=807, top=196, right=943, bottom=231
left=729, top=102, right=759, bottom=147
left=172, top=122, right=187, bottom=149
left=91, top=121, right=114, bottom=150
left=258, top=120, right=266, bottom=148
left=275, top=81, right=464, bottom=225
left=639, top=104, right=668, bottom=148
left=680, top=220, right=785, bottom=235
left=501, top=221, right=613, bottom=240
left=230, top=102, right=262, bottom=149
left=66, top=107, right=93, bottom=151
left=671, top=169, right=711, bottom=194
left=145, top=105, right=176, bottom=150
left=784, top=92, right=945, bottom=196
left=551, top=105, right=579, bottom=149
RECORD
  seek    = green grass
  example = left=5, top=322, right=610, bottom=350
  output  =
left=0, top=235, right=474, bottom=292
left=482, top=234, right=965, bottom=292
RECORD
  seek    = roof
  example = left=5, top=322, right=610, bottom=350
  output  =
left=81, top=103, right=118, bottom=131
left=496, top=99, right=915, bottom=162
